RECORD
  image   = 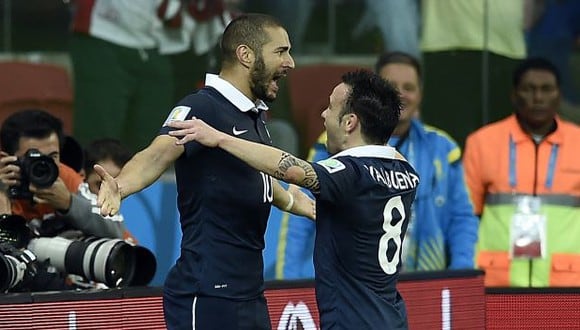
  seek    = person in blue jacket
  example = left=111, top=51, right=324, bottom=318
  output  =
left=272, top=51, right=479, bottom=278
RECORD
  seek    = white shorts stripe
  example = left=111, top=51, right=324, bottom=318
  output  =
left=191, top=296, right=198, bottom=329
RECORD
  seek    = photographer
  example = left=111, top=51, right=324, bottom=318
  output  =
left=82, top=137, right=136, bottom=244
left=0, top=109, right=128, bottom=291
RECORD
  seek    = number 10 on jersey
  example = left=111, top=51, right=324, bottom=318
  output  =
left=261, top=172, right=273, bottom=203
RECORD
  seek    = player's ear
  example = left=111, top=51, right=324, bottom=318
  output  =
left=343, top=113, right=358, bottom=133
left=236, top=44, right=254, bottom=69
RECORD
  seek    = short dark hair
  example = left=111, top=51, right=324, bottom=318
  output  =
left=220, top=13, right=284, bottom=66
left=341, top=70, right=402, bottom=144
left=0, top=109, right=64, bottom=155
left=374, top=51, right=422, bottom=84
left=512, top=57, right=561, bottom=88
left=83, top=138, right=134, bottom=175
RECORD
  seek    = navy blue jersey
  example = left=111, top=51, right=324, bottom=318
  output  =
left=159, top=86, right=274, bottom=300
left=311, top=145, right=419, bottom=330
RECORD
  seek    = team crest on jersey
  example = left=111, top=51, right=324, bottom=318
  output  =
left=163, top=106, right=191, bottom=126
left=317, top=158, right=345, bottom=173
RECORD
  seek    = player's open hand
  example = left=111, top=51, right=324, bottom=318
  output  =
left=167, top=119, right=224, bottom=147
left=289, top=184, right=316, bottom=221
left=94, top=164, right=121, bottom=216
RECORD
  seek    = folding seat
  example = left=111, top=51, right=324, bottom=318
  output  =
left=0, top=61, right=73, bottom=134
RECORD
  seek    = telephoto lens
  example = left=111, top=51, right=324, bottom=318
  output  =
left=27, top=236, right=136, bottom=288
left=0, top=214, right=37, bottom=292
left=0, top=243, right=37, bottom=292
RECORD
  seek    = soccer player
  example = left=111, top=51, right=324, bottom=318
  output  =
left=95, top=14, right=313, bottom=330
left=167, top=70, right=420, bottom=329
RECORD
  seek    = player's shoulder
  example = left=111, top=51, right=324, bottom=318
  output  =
left=315, top=157, right=349, bottom=174
left=166, top=87, right=225, bottom=122
left=178, top=87, right=222, bottom=107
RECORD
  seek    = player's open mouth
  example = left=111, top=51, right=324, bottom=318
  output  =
left=270, top=74, right=286, bottom=93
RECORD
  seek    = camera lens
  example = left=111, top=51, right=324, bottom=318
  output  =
left=0, top=254, right=20, bottom=292
left=8, top=149, right=60, bottom=199
left=28, top=237, right=136, bottom=288
left=28, top=158, right=59, bottom=188
left=0, top=247, right=37, bottom=292
left=80, top=238, right=135, bottom=287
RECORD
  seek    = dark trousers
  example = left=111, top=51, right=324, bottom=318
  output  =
left=163, top=291, right=271, bottom=330
left=70, top=34, right=174, bottom=152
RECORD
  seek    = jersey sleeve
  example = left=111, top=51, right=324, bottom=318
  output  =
left=312, top=157, right=358, bottom=204
left=158, top=91, right=216, bottom=156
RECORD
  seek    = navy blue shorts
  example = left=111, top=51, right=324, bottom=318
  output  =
left=163, top=291, right=271, bottom=330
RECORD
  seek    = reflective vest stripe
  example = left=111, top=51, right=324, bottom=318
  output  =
left=485, top=193, right=580, bottom=207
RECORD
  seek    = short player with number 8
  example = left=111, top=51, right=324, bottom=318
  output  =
left=167, top=69, right=419, bottom=329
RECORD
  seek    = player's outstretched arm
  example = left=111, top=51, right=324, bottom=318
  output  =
left=167, top=119, right=321, bottom=194
left=95, top=135, right=184, bottom=216
left=272, top=180, right=315, bottom=220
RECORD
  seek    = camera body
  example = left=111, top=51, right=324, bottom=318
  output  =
left=8, top=148, right=59, bottom=200
left=0, top=214, right=37, bottom=292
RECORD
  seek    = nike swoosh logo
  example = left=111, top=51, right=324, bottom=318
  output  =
left=232, top=127, right=248, bottom=136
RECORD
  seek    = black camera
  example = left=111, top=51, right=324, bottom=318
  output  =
left=9, top=148, right=59, bottom=200
left=0, top=214, right=38, bottom=292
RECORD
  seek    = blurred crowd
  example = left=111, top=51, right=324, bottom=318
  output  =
left=0, top=0, right=578, bottom=293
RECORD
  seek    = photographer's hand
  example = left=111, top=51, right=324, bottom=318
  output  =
left=94, top=164, right=121, bottom=216
left=29, top=178, right=71, bottom=211
left=0, top=190, right=11, bottom=214
left=0, top=152, right=21, bottom=192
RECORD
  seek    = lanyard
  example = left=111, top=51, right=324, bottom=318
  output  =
left=508, top=134, right=559, bottom=189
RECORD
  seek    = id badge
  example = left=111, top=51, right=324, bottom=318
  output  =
left=510, top=196, right=547, bottom=259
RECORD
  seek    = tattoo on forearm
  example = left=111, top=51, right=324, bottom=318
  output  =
left=275, top=152, right=320, bottom=193
left=273, top=153, right=298, bottom=179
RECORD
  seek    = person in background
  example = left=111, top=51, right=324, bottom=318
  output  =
left=526, top=0, right=580, bottom=123
left=420, top=0, right=528, bottom=147
left=82, top=138, right=135, bottom=244
left=262, top=0, right=314, bottom=53
left=353, top=0, right=421, bottom=59
left=464, top=57, right=580, bottom=287
left=167, top=69, right=418, bottom=329
left=69, top=0, right=186, bottom=152
left=375, top=52, right=478, bottom=272
left=0, top=109, right=127, bottom=291
left=60, top=136, right=136, bottom=244
left=83, top=138, right=134, bottom=196
left=277, top=51, right=479, bottom=279
left=94, top=14, right=313, bottom=330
